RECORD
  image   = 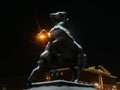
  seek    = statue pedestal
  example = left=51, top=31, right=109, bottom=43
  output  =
left=24, top=80, right=96, bottom=90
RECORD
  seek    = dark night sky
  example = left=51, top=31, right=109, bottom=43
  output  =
left=0, top=1, right=120, bottom=81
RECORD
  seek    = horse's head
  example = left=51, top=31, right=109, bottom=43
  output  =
left=50, top=11, right=68, bottom=23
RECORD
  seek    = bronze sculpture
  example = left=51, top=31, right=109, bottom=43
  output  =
left=27, top=11, right=87, bottom=85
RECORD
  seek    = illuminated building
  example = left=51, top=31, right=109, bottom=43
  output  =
left=42, top=65, right=117, bottom=90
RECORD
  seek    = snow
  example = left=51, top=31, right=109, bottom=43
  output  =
left=24, top=86, right=96, bottom=90
left=23, top=80, right=96, bottom=90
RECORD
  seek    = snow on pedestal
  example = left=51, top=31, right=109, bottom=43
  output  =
left=23, top=80, right=96, bottom=90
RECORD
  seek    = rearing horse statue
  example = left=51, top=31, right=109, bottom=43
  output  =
left=27, top=11, right=87, bottom=85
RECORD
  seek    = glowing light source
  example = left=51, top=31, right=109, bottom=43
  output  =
left=94, top=82, right=101, bottom=89
left=39, top=34, right=46, bottom=39
left=61, top=72, right=63, bottom=75
left=94, top=83, right=99, bottom=87
left=48, top=32, right=51, bottom=37
left=36, top=33, right=47, bottom=41
left=45, top=75, right=51, bottom=80
left=112, top=85, right=117, bottom=90
left=36, top=30, right=49, bottom=47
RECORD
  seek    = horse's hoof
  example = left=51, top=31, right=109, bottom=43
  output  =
left=74, top=79, right=78, bottom=83
left=27, top=79, right=32, bottom=86
left=26, top=82, right=32, bottom=89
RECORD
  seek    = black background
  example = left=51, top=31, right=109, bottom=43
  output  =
left=0, top=0, right=120, bottom=82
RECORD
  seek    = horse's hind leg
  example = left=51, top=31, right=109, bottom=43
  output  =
left=27, top=66, right=40, bottom=85
left=27, top=60, right=44, bottom=85
left=70, top=66, right=76, bottom=82
left=51, top=69, right=57, bottom=80
left=75, top=54, right=87, bottom=82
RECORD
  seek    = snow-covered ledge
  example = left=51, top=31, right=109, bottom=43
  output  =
left=23, top=80, right=96, bottom=90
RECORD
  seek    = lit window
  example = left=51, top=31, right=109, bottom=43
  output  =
left=61, top=72, right=63, bottom=75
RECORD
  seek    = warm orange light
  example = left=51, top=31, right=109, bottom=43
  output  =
left=37, top=33, right=47, bottom=41
left=39, top=35, right=46, bottom=39
left=36, top=30, right=49, bottom=46
left=45, top=75, right=51, bottom=80
left=48, top=32, right=51, bottom=37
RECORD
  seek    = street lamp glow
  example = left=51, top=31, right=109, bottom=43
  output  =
left=94, top=83, right=99, bottom=87
left=48, top=32, right=51, bottom=37
left=36, top=30, right=49, bottom=47
left=39, top=34, right=46, bottom=39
